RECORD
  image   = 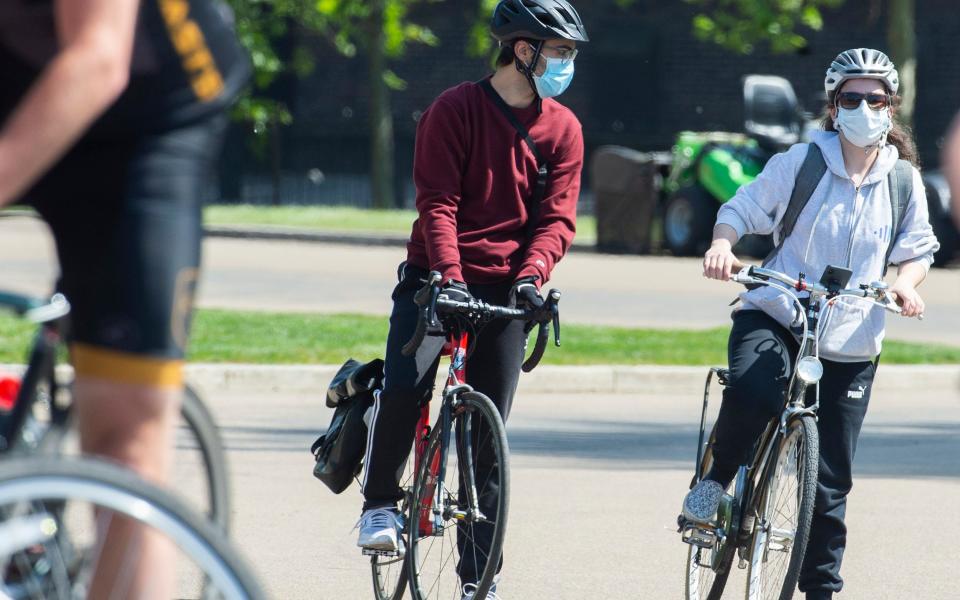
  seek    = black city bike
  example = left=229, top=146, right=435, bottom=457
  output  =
left=679, top=264, right=913, bottom=600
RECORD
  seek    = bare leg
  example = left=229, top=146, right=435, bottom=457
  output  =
left=74, top=377, right=181, bottom=600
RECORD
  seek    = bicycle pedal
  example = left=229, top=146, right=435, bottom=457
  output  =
left=362, top=548, right=405, bottom=558
left=680, top=522, right=718, bottom=550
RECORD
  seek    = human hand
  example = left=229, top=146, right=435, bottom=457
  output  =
left=510, top=276, right=544, bottom=310
left=889, top=282, right=925, bottom=318
left=703, top=239, right=741, bottom=281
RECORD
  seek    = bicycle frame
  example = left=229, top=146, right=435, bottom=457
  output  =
left=0, top=296, right=70, bottom=454
left=684, top=264, right=905, bottom=562
left=413, top=329, right=472, bottom=538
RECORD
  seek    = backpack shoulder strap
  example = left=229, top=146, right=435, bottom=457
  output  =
left=762, top=143, right=827, bottom=266
left=883, top=159, right=913, bottom=274
left=479, top=77, right=549, bottom=238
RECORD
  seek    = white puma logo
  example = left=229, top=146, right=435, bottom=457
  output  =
left=847, top=385, right=866, bottom=399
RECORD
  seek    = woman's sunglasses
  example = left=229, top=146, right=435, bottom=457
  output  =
left=836, top=91, right=892, bottom=111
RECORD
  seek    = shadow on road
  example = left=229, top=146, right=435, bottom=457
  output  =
left=505, top=418, right=960, bottom=479
left=217, top=418, right=960, bottom=479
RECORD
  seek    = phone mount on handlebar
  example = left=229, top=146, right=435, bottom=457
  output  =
left=818, top=265, right=853, bottom=295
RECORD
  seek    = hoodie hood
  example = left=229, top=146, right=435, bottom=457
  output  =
left=810, top=129, right=900, bottom=186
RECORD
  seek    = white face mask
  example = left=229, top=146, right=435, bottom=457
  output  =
left=834, top=102, right=891, bottom=148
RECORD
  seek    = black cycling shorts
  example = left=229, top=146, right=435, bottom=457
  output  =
left=20, top=115, right=227, bottom=387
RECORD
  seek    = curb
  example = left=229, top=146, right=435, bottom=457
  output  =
left=5, top=364, right=955, bottom=397
left=184, top=364, right=960, bottom=396
left=203, top=225, right=409, bottom=247
left=203, top=224, right=598, bottom=253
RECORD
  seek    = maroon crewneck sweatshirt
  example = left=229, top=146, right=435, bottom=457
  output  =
left=405, top=79, right=583, bottom=286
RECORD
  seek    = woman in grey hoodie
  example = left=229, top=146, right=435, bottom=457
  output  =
left=681, top=49, right=939, bottom=600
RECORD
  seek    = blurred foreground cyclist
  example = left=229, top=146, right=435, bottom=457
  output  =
left=0, top=0, right=249, bottom=596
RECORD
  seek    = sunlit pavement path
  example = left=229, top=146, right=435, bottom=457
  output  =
left=202, top=378, right=959, bottom=600
left=3, top=215, right=958, bottom=346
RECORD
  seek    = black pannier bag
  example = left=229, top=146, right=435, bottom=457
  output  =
left=311, top=358, right=384, bottom=494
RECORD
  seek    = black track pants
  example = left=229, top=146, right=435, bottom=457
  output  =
left=709, top=310, right=876, bottom=596
left=361, top=263, right=527, bottom=584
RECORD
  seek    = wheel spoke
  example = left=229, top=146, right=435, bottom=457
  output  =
left=409, top=394, right=507, bottom=600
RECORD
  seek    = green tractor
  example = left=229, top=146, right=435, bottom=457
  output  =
left=660, top=75, right=811, bottom=257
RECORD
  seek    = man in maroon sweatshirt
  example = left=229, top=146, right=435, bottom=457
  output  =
left=358, top=1, right=587, bottom=596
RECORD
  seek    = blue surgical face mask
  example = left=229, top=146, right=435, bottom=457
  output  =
left=532, top=55, right=575, bottom=99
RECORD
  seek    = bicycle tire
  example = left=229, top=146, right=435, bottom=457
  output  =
left=180, top=384, right=232, bottom=532
left=0, top=456, right=264, bottom=599
left=686, top=542, right=734, bottom=600
left=684, top=427, right=735, bottom=600
left=39, top=383, right=231, bottom=532
left=745, top=415, right=818, bottom=600
left=407, top=391, right=509, bottom=600
left=370, top=454, right=413, bottom=600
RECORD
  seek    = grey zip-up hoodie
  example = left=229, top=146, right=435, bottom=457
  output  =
left=717, top=130, right=939, bottom=362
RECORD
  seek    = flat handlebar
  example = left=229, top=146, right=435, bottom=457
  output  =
left=731, top=265, right=920, bottom=319
left=400, top=271, right=562, bottom=372
left=0, top=291, right=70, bottom=324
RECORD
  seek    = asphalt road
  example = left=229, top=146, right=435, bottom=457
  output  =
left=4, top=215, right=958, bottom=598
left=2, top=216, right=958, bottom=346
left=200, top=378, right=959, bottom=600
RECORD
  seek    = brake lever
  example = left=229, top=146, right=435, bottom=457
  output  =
left=546, top=289, right=561, bottom=346
left=426, top=282, right=441, bottom=329
left=414, top=271, right=442, bottom=306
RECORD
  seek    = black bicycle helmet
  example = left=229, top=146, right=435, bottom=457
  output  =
left=490, top=0, right=589, bottom=43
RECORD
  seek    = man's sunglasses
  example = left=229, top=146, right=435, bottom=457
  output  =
left=836, top=91, right=892, bottom=111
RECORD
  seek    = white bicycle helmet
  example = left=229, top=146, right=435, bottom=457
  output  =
left=824, top=48, right=899, bottom=95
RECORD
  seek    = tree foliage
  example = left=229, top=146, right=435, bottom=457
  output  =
left=684, top=0, right=845, bottom=54
left=225, top=0, right=440, bottom=135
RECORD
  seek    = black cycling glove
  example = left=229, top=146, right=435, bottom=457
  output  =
left=510, top=276, right=544, bottom=310
left=439, top=279, right=473, bottom=304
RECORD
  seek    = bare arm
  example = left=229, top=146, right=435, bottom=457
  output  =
left=703, top=223, right=741, bottom=280
left=0, top=0, right=140, bottom=206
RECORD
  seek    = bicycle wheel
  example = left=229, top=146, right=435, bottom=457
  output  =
left=0, top=456, right=264, bottom=599
left=370, top=453, right=413, bottom=600
left=178, top=385, right=231, bottom=531
left=44, top=383, right=230, bottom=531
left=407, top=391, right=509, bottom=600
left=687, top=541, right=734, bottom=600
left=684, top=429, right=736, bottom=600
left=745, top=415, right=818, bottom=600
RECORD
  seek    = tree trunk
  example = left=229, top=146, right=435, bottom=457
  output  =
left=887, top=0, right=916, bottom=127
left=270, top=116, right=282, bottom=206
left=368, top=0, right=396, bottom=209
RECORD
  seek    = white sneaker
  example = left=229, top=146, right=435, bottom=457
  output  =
left=461, top=582, right=500, bottom=600
left=682, top=479, right=725, bottom=523
left=356, top=507, right=402, bottom=552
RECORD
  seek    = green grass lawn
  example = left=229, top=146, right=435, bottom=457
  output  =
left=2, top=310, right=957, bottom=365
left=204, top=204, right=598, bottom=245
